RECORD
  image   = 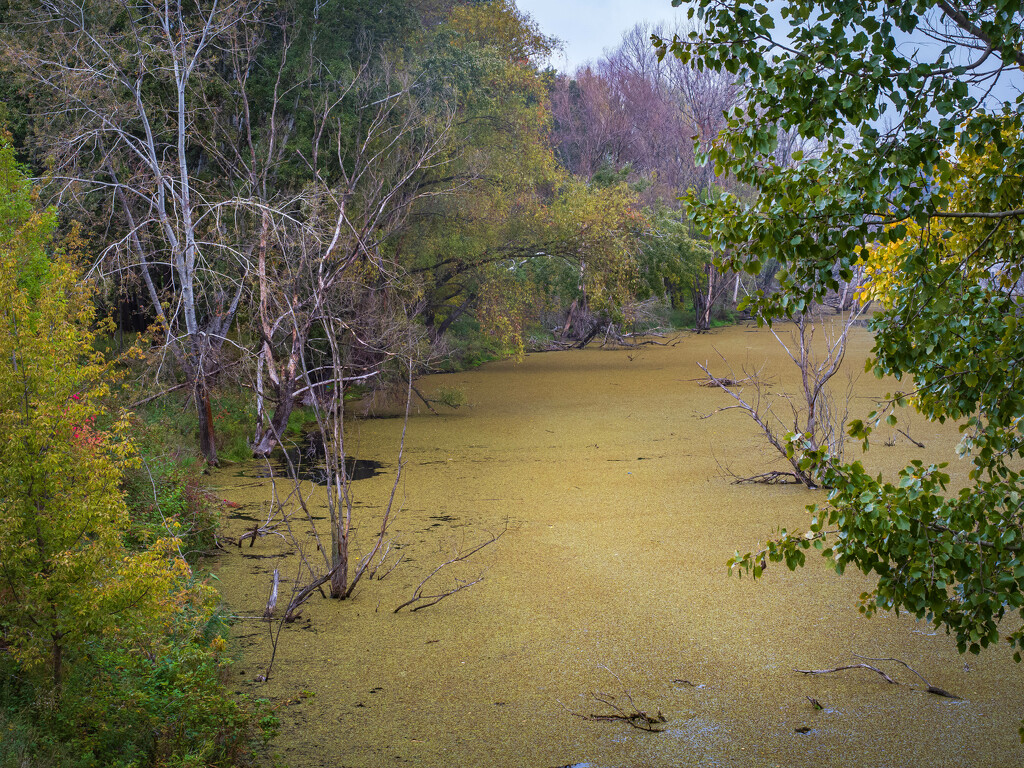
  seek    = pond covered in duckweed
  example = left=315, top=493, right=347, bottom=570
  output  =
left=207, top=323, right=1024, bottom=768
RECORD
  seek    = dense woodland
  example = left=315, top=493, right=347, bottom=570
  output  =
left=1, top=0, right=1023, bottom=764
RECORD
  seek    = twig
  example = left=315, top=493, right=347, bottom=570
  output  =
left=896, top=428, right=925, bottom=448
left=128, top=361, right=240, bottom=407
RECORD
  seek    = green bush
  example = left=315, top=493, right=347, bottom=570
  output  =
left=131, top=389, right=255, bottom=466
left=437, top=315, right=516, bottom=370
left=121, top=455, right=222, bottom=560
left=0, top=637, right=277, bottom=768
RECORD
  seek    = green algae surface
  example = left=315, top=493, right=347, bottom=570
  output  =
left=208, top=324, right=1024, bottom=767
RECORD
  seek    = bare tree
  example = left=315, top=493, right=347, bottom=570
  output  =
left=699, top=305, right=865, bottom=488
left=248, top=49, right=455, bottom=457
left=6, top=0, right=266, bottom=464
left=691, top=262, right=734, bottom=332
left=549, top=22, right=742, bottom=199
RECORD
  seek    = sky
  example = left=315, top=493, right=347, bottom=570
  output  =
left=514, top=0, right=684, bottom=72
left=515, top=0, right=1022, bottom=110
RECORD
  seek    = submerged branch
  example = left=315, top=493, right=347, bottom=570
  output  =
left=393, top=524, right=506, bottom=613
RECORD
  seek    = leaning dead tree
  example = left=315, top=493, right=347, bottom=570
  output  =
left=699, top=305, right=865, bottom=488
left=248, top=47, right=455, bottom=457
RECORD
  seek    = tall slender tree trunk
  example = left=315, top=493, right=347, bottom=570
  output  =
left=196, top=380, right=218, bottom=466
left=692, top=264, right=715, bottom=332
left=51, top=636, right=62, bottom=691
left=253, top=373, right=296, bottom=456
left=703, top=265, right=715, bottom=330
left=331, top=520, right=349, bottom=598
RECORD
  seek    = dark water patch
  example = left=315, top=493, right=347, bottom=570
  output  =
left=236, top=428, right=387, bottom=485
left=247, top=455, right=384, bottom=484
left=225, top=478, right=274, bottom=492
left=252, top=455, right=384, bottom=485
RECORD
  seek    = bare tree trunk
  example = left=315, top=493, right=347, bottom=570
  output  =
left=693, top=263, right=715, bottom=332
left=254, top=349, right=266, bottom=444
left=196, top=381, right=219, bottom=466
left=253, top=375, right=296, bottom=457
left=703, top=266, right=714, bottom=330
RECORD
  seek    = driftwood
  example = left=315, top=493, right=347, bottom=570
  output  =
left=570, top=701, right=667, bottom=731
left=795, top=654, right=961, bottom=699
left=795, top=663, right=898, bottom=685
left=699, top=376, right=748, bottom=387
left=853, top=654, right=961, bottom=699
left=731, top=470, right=804, bottom=485
left=561, top=666, right=667, bottom=733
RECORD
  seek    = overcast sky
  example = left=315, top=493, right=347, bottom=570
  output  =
left=515, top=0, right=683, bottom=72
left=515, top=0, right=1022, bottom=112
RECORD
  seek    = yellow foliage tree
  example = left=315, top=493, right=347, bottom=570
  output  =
left=0, top=138, right=214, bottom=689
left=863, top=121, right=1024, bottom=307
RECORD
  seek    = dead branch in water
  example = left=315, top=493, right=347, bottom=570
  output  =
left=794, top=662, right=899, bottom=684
left=411, top=384, right=438, bottom=414
left=852, top=654, right=961, bottom=699
left=560, top=666, right=667, bottom=732
left=699, top=376, right=749, bottom=387
left=731, top=470, right=805, bottom=485
left=393, top=524, right=507, bottom=613
left=796, top=655, right=961, bottom=699
left=896, top=427, right=926, bottom=448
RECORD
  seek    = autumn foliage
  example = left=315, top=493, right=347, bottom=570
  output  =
left=0, top=137, right=273, bottom=765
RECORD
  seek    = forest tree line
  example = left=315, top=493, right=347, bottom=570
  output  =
left=0, top=0, right=791, bottom=466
